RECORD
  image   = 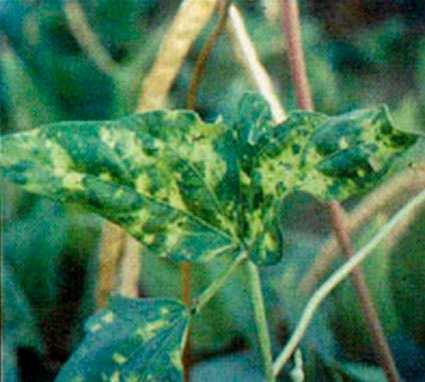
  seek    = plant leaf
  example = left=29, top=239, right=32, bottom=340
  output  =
left=339, top=362, right=386, bottom=382
left=56, top=296, right=190, bottom=382
left=252, top=105, right=415, bottom=202
left=0, top=94, right=416, bottom=266
left=0, top=110, right=240, bottom=262
left=3, top=264, right=42, bottom=352
left=244, top=104, right=415, bottom=264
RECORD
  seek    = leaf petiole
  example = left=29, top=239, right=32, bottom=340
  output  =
left=191, top=250, right=247, bottom=314
left=247, top=260, right=275, bottom=382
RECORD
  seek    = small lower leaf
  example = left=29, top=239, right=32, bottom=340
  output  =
left=56, top=296, right=190, bottom=382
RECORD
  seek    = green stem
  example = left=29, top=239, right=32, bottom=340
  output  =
left=246, top=260, right=275, bottom=382
left=192, top=251, right=247, bottom=314
left=272, top=189, right=425, bottom=377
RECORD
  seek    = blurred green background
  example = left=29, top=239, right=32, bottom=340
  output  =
left=1, top=0, right=425, bottom=381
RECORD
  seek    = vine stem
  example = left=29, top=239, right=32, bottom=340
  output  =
left=183, top=3, right=232, bottom=379
left=186, top=0, right=232, bottom=110
left=280, top=0, right=313, bottom=111
left=226, top=4, right=286, bottom=122
left=138, top=0, right=218, bottom=111
left=299, top=166, right=425, bottom=293
left=191, top=251, right=247, bottom=314
left=280, top=1, right=400, bottom=380
left=64, top=0, right=118, bottom=76
left=246, top=261, right=275, bottom=382
left=273, top=189, right=425, bottom=376
left=328, top=202, right=401, bottom=382
left=181, top=262, right=191, bottom=382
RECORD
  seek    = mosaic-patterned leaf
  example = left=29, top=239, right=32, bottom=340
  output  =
left=253, top=105, right=415, bottom=201
left=56, top=296, right=189, bottom=382
left=0, top=94, right=416, bottom=266
left=235, top=92, right=274, bottom=172
left=0, top=110, right=240, bottom=262
left=236, top=96, right=415, bottom=265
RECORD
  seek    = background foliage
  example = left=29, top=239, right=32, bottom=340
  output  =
left=1, top=0, right=425, bottom=380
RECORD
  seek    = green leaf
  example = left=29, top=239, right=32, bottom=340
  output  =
left=0, top=94, right=416, bottom=266
left=56, top=296, right=190, bottom=382
left=3, top=264, right=42, bottom=352
left=252, top=105, right=415, bottom=202
left=3, top=264, right=42, bottom=382
left=0, top=42, right=61, bottom=131
left=4, top=199, right=68, bottom=315
left=339, top=362, right=386, bottom=382
left=235, top=93, right=283, bottom=265
left=0, top=110, right=240, bottom=262
left=244, top=103, right=415, bottom=264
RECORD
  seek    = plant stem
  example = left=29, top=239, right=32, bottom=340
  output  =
left=95, top=222, right=126, bottom=307
left=186, top=0, right=232, bottom=110
left=273, top=189, right=425, bottom=376
left=246, top=260, right=275, bottom=382
left=299, top=165, right=425, bottom=294
left=192, top=251, right=247, bottom=314
left=280, top=0, right=313, bottom=110
left=226, top=4, right=286, bottom=122
left=183, top=4, right=230, bottom=378
left=280, top=1, right=400, bottom=379
left=181, top=261, right=192, bottom=382
left=329, top=201, right=401, bottom=382
left=138, top=0, right=218, bottom=111
left=117, top=236, right=141, bottom=298
left=64, top=0, right=118, bottom=76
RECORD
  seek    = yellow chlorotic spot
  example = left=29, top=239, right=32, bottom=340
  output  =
left=160, top=307, right=170, bottom=316
left=100, top=127, right=115, bottom=148
left=110, top=371, right=120, bottom=382
left=368, top=156, right=382, bottom=172
left=114, top=189, right=125, bottom=198
left=300, top=172, right=330, bottom=197
left=170, top=348, right=183, bottom=371
left=89, top=323, right=102, bottom=333
left=138, top=209, right=151, bottom=226
left=357, top=168, right=366, bottom=177
left=264, top=232, right=277, bottom=251
left=259, top=160, right=280, bottom=197
left=339, top=137, right=349, bottom=149
left=167, top=186, right=186, bottom=210
left=135, top=320, right=166, bottom=341
left=63, top=172, right=85, bottom=191
left=240, top=171, right=251, bottom=186
left=112, top=353, right=127, bottom=365
left=99, top=172, right=113, bottom=182
left=164, top=225, right=185, bottom=250
left=125, top=374, right=139, bottom=382
left=101, top=311, right=115, bottom=324
left=164, top=110, right=180, bottom=122
left=135, top=173, right=151, bottom=194
left=46, top=139, right=73, bottom=170
left=144, top=234, right=156, bottom=245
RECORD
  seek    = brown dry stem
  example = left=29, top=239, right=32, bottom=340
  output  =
left=299, top=166, right=425, bottom=294
left=280, top=1, right=400, bottom=380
